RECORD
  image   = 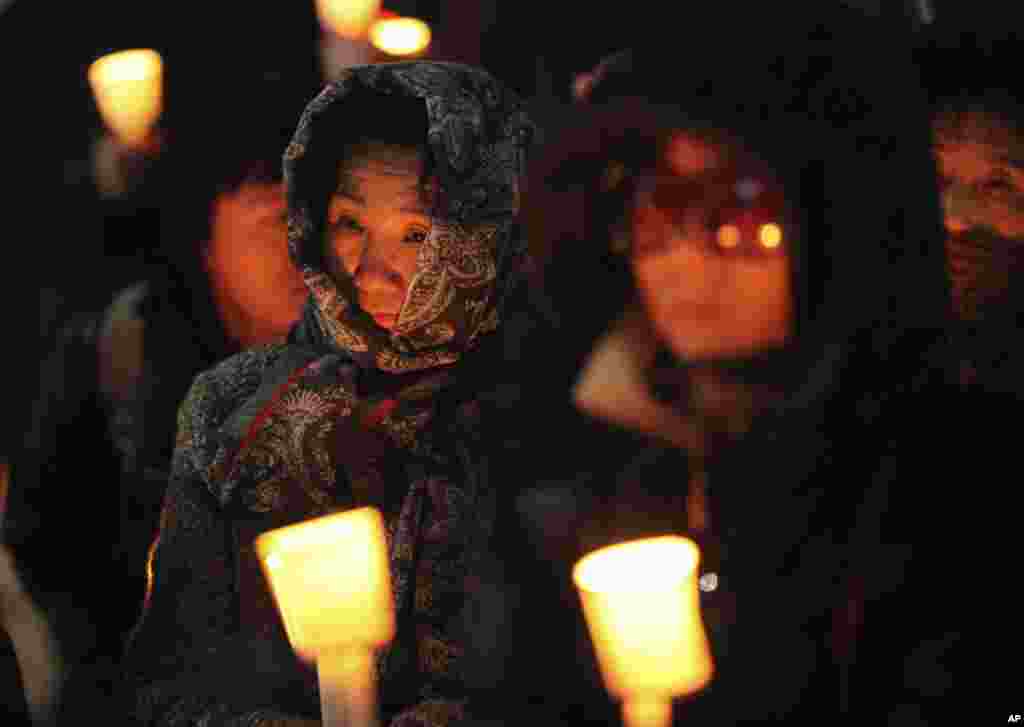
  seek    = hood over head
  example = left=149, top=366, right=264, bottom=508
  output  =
left=523, top=3, right=953, bottom=437
left=510, top=7, right=958, bottom=717
left=284, top=62, right=536, bottom=375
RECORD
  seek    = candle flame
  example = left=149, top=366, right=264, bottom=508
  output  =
left=572, top=535, right=713, bottom=726
left=87, top=49, right=163, bottom=149
left=369, top=17, right=431, bottom=57
left=255, top=507, right=395, bottom=658
left=759, top=222, right=783, bottom=249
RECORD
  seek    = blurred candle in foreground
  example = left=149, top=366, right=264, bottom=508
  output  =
left=87, top=49, right=163, bottom=150
left=316, top=0, right=381, bottom=39
left=369, top=16, right=431, bottom=57
left=572, top=535, right=713, bottom=727
left=255, top=507, right=394, bottom=727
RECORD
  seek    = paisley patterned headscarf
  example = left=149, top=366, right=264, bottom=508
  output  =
left=285, top=61, right=535, bottom=374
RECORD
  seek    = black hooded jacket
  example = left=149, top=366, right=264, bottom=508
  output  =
left=466, top=5, right=968, bottom=725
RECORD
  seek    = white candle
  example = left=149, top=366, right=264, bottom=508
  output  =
left=256, top=507, right=394, bottom=727
left=316, top=0, right=381, bottom=40
left=573, top=536, right=714, bottom=727
left=87, top=49, right=163, bottom=150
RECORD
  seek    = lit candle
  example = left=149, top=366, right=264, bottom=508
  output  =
left=369, top=16, right=431, bottom=57
left=255, top=507, right=394, bottom=727
left=316, top=0, right=382, bottom=39
left=572, top=536, right=713, bottom=727
left=87, top=49, right=163, bottom=150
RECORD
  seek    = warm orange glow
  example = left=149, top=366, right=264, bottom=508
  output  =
left=665, top=133, right=719, bottom=176
left=256, top=507, right=393, bottom=727
left=759, top=222, right=783, bottom=249
left=369, top=16, right=431, bottom=57
left=716, top=224, right=741, bottom=249
left=87, top=49, right=163, bottom=149
left=316, top=0, right=382, bottom=39
left=573, top=536, right=713, bottom=727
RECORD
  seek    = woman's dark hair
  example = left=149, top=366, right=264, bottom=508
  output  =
left=916, top=24, right=1024, bottom=133
left=158, top=71, right=322, bottom=252
left=140, top=70, right=322, bottom=438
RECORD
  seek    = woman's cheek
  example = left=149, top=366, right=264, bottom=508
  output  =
left=329, top=233, right=362, bottom=275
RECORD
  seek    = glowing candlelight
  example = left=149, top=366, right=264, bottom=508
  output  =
left=369, top=16, right=431, bottom=57
left=87, top=49, right=163, bottom=150
left=0, top=460, right=9, bottom=532
left=316, top=0, right=382, bottom=39
left=572, top=536, right=713, bottom=727
left=255, top=507, right=394, bottom=727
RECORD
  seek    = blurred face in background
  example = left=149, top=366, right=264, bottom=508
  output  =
left=932, top=109, right=1024, bottom=321
left=630, top=133, right=793, bottom=361
left=205, top=179, right=308, bottom=346
left=323, top=143, right=432, bottom=331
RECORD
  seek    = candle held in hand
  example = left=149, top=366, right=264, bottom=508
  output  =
left=87, top=49, right=163, bottom=150
left=256, top=506, right=394, bottom=727
left=573, top=535, right=713, bottom=727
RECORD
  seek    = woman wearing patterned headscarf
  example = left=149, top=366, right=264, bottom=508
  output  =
left=121, top=62, right=535, bottom=727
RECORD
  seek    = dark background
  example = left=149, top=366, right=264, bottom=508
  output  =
left=0, top=0, right=1022, bottom=445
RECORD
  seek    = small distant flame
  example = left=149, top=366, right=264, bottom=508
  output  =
left=369, top=16, right=431, bottom=57
left=717, top=224, right=741, bottom=249
left=759, top=223, right=783, bottom=249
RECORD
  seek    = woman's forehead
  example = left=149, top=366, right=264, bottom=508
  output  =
left=340, top=142, right=425, bottom=175
left=334, top=143, right=432, bottom=209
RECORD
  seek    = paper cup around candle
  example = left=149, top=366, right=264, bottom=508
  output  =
left=255, top=507, right=394, bottom=727
left=87, top=49, right=163, bottom=150
left=573, top=536, right=713, bottom=727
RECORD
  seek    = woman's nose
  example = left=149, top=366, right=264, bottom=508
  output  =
left=944, top=214, right=970, bottom=234
left=352, top=237, right=404, bottom=292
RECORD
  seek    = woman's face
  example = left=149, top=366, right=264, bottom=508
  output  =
left=630, top=133, right=793, bottom=360
left=932, top=109, right=1024, bottom=320
left=324, top=144, right=432, bottom=331
left=206, top=180, right=308, bottom=341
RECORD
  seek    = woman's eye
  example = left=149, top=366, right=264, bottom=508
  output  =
left=332, top=215, right=363, bottom=233
left=404, top=228, right=429, bottom=245
left=981, top=176, right=1012, bottom=194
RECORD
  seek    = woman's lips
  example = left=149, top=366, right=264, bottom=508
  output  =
left=367, top=311, right=398, bottom=328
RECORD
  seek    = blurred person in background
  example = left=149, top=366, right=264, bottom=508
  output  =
left=462, top=4, right=971, bottom=724
left=5, top=48, right=320, bottom=724
left=917, top=22, right=1024, bottom=397
left=2, top=538, right=61, bottom=727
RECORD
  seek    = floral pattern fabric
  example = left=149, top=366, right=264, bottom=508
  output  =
left=122, top=61, right=534, bottom=727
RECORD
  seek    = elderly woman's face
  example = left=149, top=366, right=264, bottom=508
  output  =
left=630, top=133, right=792, bottom=360
left=324, top=144, right=432, bottom=331
left=932, top=109, right=1024, bottom=320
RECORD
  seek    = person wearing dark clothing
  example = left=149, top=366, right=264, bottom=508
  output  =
left=464, top=4, right=967, bottom=725
left=917, top=23, right=1024, bottom=397
left=4, top=64, right=319, bottom=722
left=121, top=61, right=535, bottom=727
